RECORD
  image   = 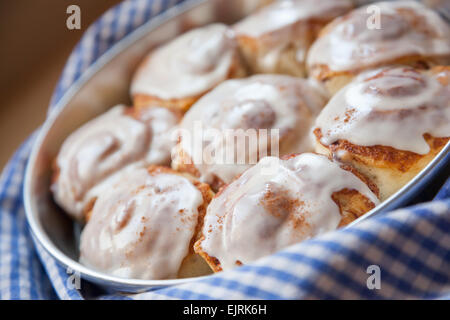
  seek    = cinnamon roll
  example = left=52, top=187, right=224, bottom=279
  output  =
left=307, top=1, right=450, bottom=95
left=194, top=153, right=379, bottom=272
left=80, top=165, right=214, bottom=280
left=131, top=23, right=247, bottom=113
left=234, top=0, right=353, bottom=77
left=51, top=105, right=179, bottom=221
left=171, top=74, right=327, bottom=191
left=313, top=66, right=450, bottom=200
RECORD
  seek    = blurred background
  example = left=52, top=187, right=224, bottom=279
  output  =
left=0, top=0, right=121, bottom=170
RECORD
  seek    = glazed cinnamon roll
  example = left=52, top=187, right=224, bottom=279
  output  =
left=313, top=66, right=450, bottom=200
left=131, top=23, right=247, bottom=113
left=51, top=105, right=179, bottom=221
left=194, top=153, right=379, bottom=272
left=172, top=74, right=327, bottom=191
left=307, top=1, right=450, bottom=95
left=234, top=0, right=353, bottom=77
left=80, top=165, right=214, bottom=280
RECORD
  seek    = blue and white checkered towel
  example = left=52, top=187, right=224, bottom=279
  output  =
left=1, top=0, right=449, bottom=300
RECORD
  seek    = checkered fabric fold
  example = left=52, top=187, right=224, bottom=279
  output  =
left=0, top=0, right=449, bottom=300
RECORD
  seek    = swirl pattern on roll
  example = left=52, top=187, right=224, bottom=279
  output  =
left=80, top=166, right=211, bottom=280
left=172, top=75, right=327, bottom=189
left=131, top=23, right=244, bottom=107
left=195, top=153, right=379, bottom=272
left=314, top=66, right=450, bottom=155
left=307, top=1, right=450, bottom=73
left=51, top=105, right=179, bottom=220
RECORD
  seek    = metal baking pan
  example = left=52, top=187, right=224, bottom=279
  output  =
left=23, top=0, right=450, bottom=293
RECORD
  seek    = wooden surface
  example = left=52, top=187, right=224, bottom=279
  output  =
left=0, top=0, right=122, bottom=170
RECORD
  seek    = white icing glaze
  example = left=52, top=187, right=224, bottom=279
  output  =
left=176, top=75, right=326, bottom=185
left=234, top=0, right=353, bottom=69
left=307, top=1, right=450, bottom=72
left=137, top=106, right=179, bottom=165
left=199, top=153, right=379, bottom=270
left=315, top=66, right=450, bottom=154
left=51, top=105, right=178, bottom=220
left=131, top=23, right=238, bottom=100
left=235, top=0, right=353, bottom=37
left=52, top=106, right=150, bottom=219
left=79, top=166, right=204, bottom=280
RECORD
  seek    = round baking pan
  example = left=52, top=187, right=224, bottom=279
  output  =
left=24, top=0, right=450, bottom=292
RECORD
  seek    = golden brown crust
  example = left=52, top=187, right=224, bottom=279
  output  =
left=171, top=144, right=226, bottom=192
left=83, top=197, right=97, bottom=222
left=194, top=237, right=223, bottom=273
left=333, top=188, right=376, bottom=227
left=315, top=129, right=448, bottom=172
left=133, top=93, right=200, bottom=114
left=283, top=153, right=379, bottom=226
left=279, top=152, right=301, bottom=160
left=338, top=162, right=379, bottom=198
left=314, top=128, right=449, bottom=200
left=178, top=178, right=214, bottom=278
left=178, top=172, right=215, bottom=278
left=171, top=145, right=201, bottom=178
left=431, top=65, right=450, bottom=85
left=126, top=104, right=183, bottom=125
left=309, top=55, right=448, bottom=96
